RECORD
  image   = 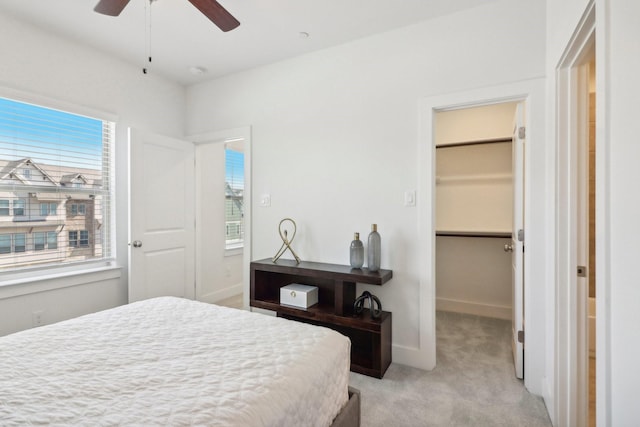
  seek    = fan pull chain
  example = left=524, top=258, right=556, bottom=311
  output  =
left=143, top=0, right=153, bottom=74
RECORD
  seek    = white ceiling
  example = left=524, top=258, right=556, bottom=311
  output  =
left=0, top=0, right=496, bottom=86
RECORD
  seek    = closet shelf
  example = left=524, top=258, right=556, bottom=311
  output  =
left=436, top=173, right=512, bottom=184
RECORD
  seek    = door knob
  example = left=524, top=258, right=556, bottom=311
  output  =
left=132, top=240, right=143, bottom=248
left=504, top=244, right=513, bottom=253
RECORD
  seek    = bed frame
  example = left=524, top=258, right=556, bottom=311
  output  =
left=332, top=387, right=361, bottom=427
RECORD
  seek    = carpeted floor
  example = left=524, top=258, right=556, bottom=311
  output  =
left=348, top=311, right=552, bottom=427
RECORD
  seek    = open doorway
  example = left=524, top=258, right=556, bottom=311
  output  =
left=587, top=56, right=596, bottom=427
left=418, top=80, right=544, bottom=395
left=191, top=127, right=252, bottom=310
left=434, top=102, right=523, bottom=378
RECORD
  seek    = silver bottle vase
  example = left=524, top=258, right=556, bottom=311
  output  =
left=367, top=224, right=381, bottom=272
left=350, top=232, right=364, bottom=269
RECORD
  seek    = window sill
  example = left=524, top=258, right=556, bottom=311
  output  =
left=0, top=262, right=122, bottom=299
left=224, top=246, right=243, bottom=257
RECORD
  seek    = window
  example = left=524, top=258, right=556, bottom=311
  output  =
left=40, top=202, right=57, bottom=216
left=13, top=199, right=25, bottom=216
left=68, top=231, right=78, bottom=248
left=224, top=142, right=244, bottom=250
left=70, top=203, right=86, bottom=216
left=34, top=232, right=45, bottom=251
left=69, top=230, right=88, bottom=248
left=14, top=233, right=25, bottom=253
left=0, top=234, right=26, bottom=253
left=80, top=230, right=89, bottom=247
left=0, top=96, right=113, bottom=271
left=0, top=235, right=10, bottom=254
left=33, top=231, right=56, bottom=251
left=47, top=231, right=58, bottom=250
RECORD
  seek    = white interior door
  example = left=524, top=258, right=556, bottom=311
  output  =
left=511, top=103, right=525, bottom=379
left=129, top=128, right=195, bottom=302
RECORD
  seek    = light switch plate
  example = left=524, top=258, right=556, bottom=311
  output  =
left=404, top=190, right=416, bottom=207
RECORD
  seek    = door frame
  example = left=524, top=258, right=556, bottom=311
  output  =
left=188, top=126, right=252, bottom=309
left=418, top=79, right=546, bottom=393
left=554, top=2, right=608, bottom=425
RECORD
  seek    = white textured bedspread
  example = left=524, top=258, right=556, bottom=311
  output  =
left=0, top=297, right=350, bottom=426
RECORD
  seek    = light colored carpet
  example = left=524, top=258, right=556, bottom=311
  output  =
left=216, top=294, right=243, bottom=309
left=348, top=311, right=552, bottom=427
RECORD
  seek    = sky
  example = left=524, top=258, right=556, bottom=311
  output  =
left=225, top=148, right=244, bottom=190
left=0, top=97, right=103, bottom=170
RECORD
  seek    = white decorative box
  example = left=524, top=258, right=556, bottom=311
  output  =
left=280, top=283, right=319, bottom=308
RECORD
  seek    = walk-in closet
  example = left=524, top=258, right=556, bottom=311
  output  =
left=435, top=102, right=517, bottom=320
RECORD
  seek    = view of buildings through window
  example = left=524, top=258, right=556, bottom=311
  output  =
left=0, top=97, right=112, bottom=271
left=225, top=142, right=244, bottom=250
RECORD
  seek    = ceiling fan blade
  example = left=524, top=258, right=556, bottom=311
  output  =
left=94, top=0, right=132, bottom=16
left=188, top=0, right=240, bottom=32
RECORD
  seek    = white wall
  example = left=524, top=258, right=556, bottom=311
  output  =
left=605, top=1, right=640, bottom=421
left=436, top=141, right=513, bottom=233
left=0, top=13, right=185, bottom=336
left=186, top=0, right=546, bottom=387
left=597, top=0, right=640, bottom=424
left=547, top=0, right=640, bottom=424
left=436, top=235, right=512, bottom=318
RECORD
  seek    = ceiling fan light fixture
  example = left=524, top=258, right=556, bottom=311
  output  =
left=94, top=0, right=240, bottom=32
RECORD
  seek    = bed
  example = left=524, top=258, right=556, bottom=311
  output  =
left=0, top=296, right=360, bottom=426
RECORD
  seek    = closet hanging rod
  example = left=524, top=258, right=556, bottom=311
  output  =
left=436, top=231, right=512, bottom=238
left=436, top=137, right=512, bottom=149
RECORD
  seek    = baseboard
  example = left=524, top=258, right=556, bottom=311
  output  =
left=392, top=343, right=435, bottom=371
left=541, top=377, right=555, bottom=424
left=198, top=283, right=243, bottom=304
left=436, top=297, right=511, bottom=320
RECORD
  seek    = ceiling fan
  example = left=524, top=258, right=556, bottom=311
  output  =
left=94, top=0, right=240, bottom=32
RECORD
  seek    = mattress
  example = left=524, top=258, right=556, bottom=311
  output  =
left=0, top=296, right=350, bottom=426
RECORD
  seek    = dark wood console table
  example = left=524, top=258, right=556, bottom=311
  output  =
left=250, top=258, right=393, bottom=378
